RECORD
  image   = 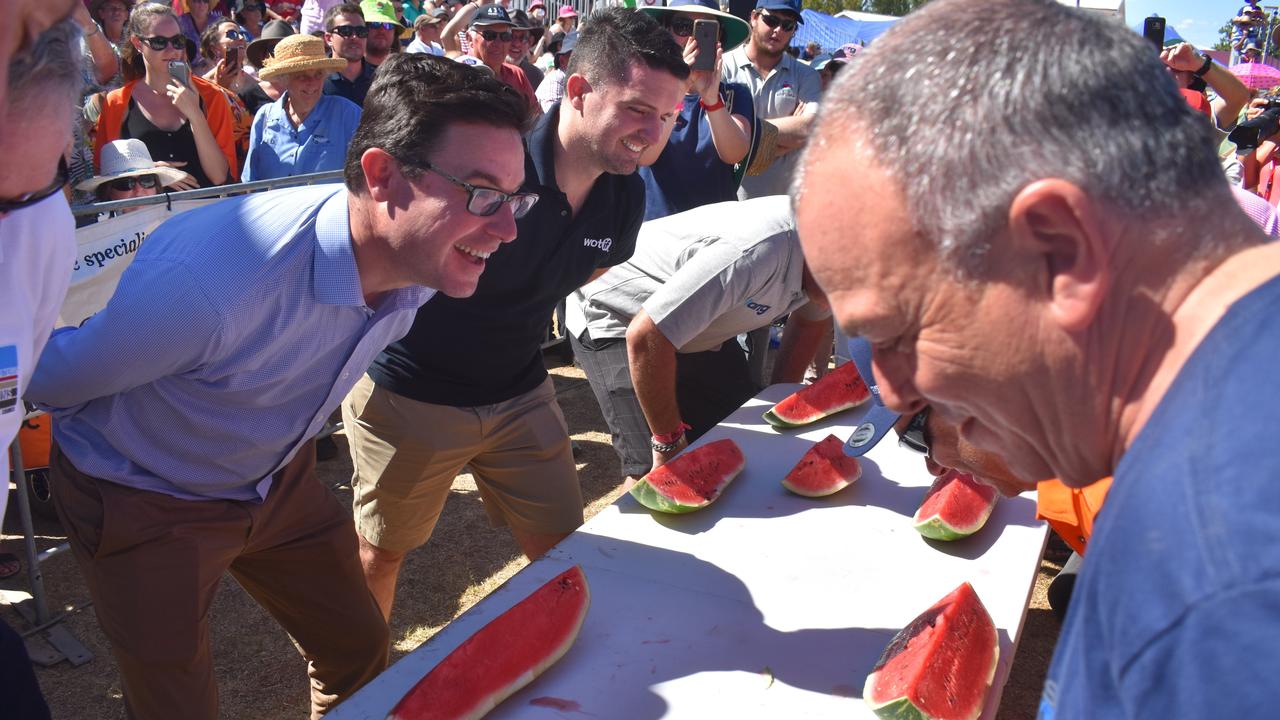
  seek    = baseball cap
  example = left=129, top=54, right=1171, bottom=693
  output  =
left=471, top=3, right=514, bottom=27
left=360, top=0, right=403, bottom=26
left=841, top=336, right=901, bottom=458
left=755, top=0, right=804, bottom=23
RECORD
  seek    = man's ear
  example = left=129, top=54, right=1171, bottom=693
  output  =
left=564, top=73, right=591, bottom=112
left=1007, top=179, right=1111, bottom=333
left=359, top=147, right=402, bottom=205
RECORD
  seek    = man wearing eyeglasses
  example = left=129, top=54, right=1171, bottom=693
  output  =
left=442, top=3, right=538, bottom=111
left=322, top=2, right=378, bottom=106
left=721, top=0, right=819, bottom=199
left=27, top=56, right=530, bottom=720
left=342, top=8, right=689, bottom=623
left=360, top=0, right=403, bottom=67
left=0, top=20, right=80, bottom=720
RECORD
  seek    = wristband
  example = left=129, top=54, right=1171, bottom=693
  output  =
left=1194, top=54, right=1213, bottom=77
left=700, top=95, right=725, bottom=112
left=651, top=422, right=691, bottom=446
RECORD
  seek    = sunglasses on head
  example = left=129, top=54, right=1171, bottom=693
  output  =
left=109, top=174, right=160, bottom=192
left=141, top=34, right=186, bottom=50
left=330, top=24, right=369, bottom=38
left=415, top=160, right=539, bottom=219
left=759, top=11, right=797, bottom=32
left=367, top=22, right=398, bottom=31
left=477, top=29, right=512, bottom=41
left=0, top=158, right=68, bottom=215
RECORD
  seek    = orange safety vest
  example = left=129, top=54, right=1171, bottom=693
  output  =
left=1036, top=477, right=1112, bottom=556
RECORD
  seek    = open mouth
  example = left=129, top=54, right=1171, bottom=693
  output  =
left=455, top=243, right=493, bottom=265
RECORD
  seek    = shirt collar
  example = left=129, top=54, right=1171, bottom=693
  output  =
left=526, top=103, right=561, bottom=191
left=312, top=187, right=365, bottom=306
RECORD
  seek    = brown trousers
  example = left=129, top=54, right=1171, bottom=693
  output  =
left=50, top=441, right=389, bottom=720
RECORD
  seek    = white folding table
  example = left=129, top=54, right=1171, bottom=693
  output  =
left=330, top=384, right=1049, bottom=719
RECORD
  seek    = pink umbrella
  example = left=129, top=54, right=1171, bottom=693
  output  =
left=1230, top=62, right=1280, bottom=91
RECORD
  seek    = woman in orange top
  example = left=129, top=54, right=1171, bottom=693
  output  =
left=94, top=2, right=236, bottom=188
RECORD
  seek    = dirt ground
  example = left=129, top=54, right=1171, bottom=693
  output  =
left=1, top=357, right=1069, bottom=719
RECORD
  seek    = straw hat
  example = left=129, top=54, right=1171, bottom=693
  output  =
left=258, top=34, right=348, bottom=80
left=76, top=139, right=193, bottom=192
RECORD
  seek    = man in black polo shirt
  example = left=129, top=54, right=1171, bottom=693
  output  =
left=342, top=7, right=689, bottom=621
left=322, top=3, right=378, bottom=107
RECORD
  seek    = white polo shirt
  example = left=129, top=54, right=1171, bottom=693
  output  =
left=0, top=193, right=75, bottom=521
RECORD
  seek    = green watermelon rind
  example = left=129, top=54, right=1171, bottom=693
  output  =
left=629, top=478, right=708, bottom=514
left=911, top=502, right=996, bottom=541
left=762, top=408, right=806, bottom=428
left=862, top=601, right=1001, bottom=720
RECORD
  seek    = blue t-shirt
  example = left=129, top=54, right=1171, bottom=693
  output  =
left=1038, top=273, right=1280, bottom=719
left=243, top=93, right=361, bottom=182
left=638, top=81, right=756, bottom=221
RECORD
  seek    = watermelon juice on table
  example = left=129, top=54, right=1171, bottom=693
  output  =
left=387, top=566, right=590, bottom=720
left=763, top=361, right=871, bottom=428
left=630, top=438, right=746, bottom=513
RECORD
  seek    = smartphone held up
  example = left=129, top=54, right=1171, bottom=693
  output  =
left=692, top=19, right=718, bottom=72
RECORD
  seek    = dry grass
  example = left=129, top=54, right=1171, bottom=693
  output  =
left=1, top=359, right=1064, bottom=719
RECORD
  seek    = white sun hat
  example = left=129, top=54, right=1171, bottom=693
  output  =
left=76, top=139, right=193, bottom=192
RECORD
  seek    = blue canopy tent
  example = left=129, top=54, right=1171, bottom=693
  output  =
left=793, top=9, right=896, bottom=52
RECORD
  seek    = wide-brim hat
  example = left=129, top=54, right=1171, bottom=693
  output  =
left=259, top=34, right=348, bottom=78
left=641, top=0, right=750, bottom=53
left=76, top=139, right=193, bottom=192
left=246, top=18, right=296, bottom=68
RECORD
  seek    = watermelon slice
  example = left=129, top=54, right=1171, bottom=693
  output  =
left=387, top=566, right=590, bottom=720
left=781, top=434, right=862, bottom=497
left=763, top=361, right=871, bottom=428
left=629, top=438, right=745, bottom=514
left=863, top=582, right=999, bottom=720
left=912, top=470, right=999, bottom=541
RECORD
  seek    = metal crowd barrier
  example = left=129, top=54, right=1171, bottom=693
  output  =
left=69, top=169, right=344, bottom=218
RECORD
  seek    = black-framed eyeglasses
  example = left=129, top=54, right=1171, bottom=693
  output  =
left=416, top=160, right=539, bottom=219
left=898, top=406, right=931, bottom=456
left=223, top=28, right=246, bottom=40
left=330, top=24, right=370, bottom=38
left=758, top=11, right=798, bottom=32
left=367, top=22, right=399, bottom=31
left=140, top=34, right=186, bottom=50
left=109, top=174, right=160, bottom=192
left=477, top=29, right=513, bottom=41
left=0, top=157, right=67, bottom=215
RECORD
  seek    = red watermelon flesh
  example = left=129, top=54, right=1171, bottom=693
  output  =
left=629, top=438, right=745, bottom=514
left=912, top=470, right=999, bottom=541
left=387, top=566, right=590, bottom=720
left=764, top=362, right=871, bottom=428
left=781, top=434, right=862, bottom=497
left=863, top=582, right=999, bottom=720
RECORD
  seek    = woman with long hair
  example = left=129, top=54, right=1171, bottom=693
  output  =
left=199, top=20, right=259, bottom=168
left=95, top=2, right=237, bottom=187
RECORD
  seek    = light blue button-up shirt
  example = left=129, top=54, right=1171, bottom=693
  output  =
left=242, top=93, right=362, bottom=182
left=27, top=185, right=434, bottom=502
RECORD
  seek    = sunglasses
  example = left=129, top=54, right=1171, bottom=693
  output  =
left=223, top=28, right=246, bottom=40
left=330, top=24, right=369, bottom=38
left=367, top=22, right=399, bottom=31
left=140, top=34, right=186, bottom=50
left=476, top=29, right=513, bottom=41
left=416, top=160, right=538, bottom=219
left=897, top=406, right=931, bottom=456
left=0, top=158, right=68, bottom=215
left=109, top=174, right=160, bottom=192
left=758, top=11, right=797, bottom=32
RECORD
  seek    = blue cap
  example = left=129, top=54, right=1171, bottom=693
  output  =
left=471, top=3, right=513, bottom=27
left=754, top=0, right=804, bottom=23
left=841, top=336, right=901, bottom=458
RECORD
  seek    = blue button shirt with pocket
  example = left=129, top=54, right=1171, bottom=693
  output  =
left=243, top=93, right=361, bottom=182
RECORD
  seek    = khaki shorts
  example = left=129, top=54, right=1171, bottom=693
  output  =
left=342, top=374, right=582, bottom=552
